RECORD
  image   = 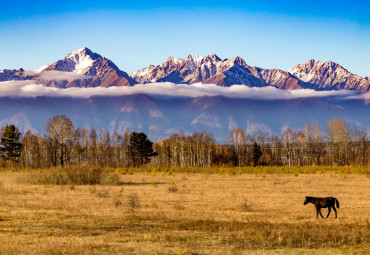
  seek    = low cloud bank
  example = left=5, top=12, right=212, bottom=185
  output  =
left=0, top=80, right=365, bottom=100
left=38, top=71, right=93, bottom=81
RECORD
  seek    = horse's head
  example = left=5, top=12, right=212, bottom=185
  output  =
left=304, top=196, right=310, bottom=205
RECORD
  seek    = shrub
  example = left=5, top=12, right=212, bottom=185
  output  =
left=127, top=193, right=140, bottom=211
left=96, top=189, right=110, bottom=198
left=168, top=185, right=178, bottom=193
left=241, top=198, right=252, bottom=211
left=113, top=198, right=122, bottom=207
left=18, top=167, right=121, bottom=185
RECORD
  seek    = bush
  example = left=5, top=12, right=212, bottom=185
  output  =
left=241, top=198, right=252, bottom=211
left=18, top=167, right=121, bottom=185
left=168, top=185, right=178, bottom=193
left=127, top=193, right=140, bottom=211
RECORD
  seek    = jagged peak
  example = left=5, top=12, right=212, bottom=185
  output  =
left=229, top=56, right=246, bottom=66
left=303, top=59, right=344, bottom=68
left=291, top=59, right=348, bottom=74
left=165, top=56, right=184, bottom=65
left=307, top=59, right=322, bottom=64
left=65, top=47, right=101, bottom=60
left=156, top=54, right=223, bottom=68
left=186, top=53, right=221, bottom=62
left=187, top=54, right=204, bottom=65
left=204, top=53, right=221, bottom=62
left=46, top=47, right=103, bottom=74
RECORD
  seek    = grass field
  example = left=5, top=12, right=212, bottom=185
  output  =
left=0, top=168, right=369, bottom=254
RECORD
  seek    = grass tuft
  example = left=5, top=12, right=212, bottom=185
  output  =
left=127, top=193, right=140, bottom=211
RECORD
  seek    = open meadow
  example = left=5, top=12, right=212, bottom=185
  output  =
left=0, top=167, right=369, bottom=254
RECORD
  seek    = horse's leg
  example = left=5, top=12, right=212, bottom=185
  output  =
left=316, top=207, right=319, bottom=219
left=326, top=207, right=331, bottom=218
left=332, top=206, right=337, bottom=219
left=318, top=208, right=324, bottom=218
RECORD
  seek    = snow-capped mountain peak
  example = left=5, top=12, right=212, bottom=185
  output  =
left=187, top=54, right=222, bottom=65
left=58, top=47, right=101, bottom=74
left=161, top=56, right=185, bottom=67
left=1, top=48, right=368, bottom=92
left=187, top=54, right=205, bottom=66
left=33, top=47, right=136, bottom=88
left=289, top=59, right=369, bottom=91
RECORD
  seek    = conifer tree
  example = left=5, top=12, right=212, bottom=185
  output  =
left=128, top=131, right=157, bottom=167
left=0, top=124, right=22, bottom=162
left=252, top=142, right=262, bottom=166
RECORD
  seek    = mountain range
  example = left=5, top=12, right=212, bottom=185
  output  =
left=0, top=47, right=369, bottom=140
left=1, top=47, right=369, bottom=92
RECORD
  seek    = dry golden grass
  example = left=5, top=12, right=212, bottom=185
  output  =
left=0, top=170, right=369, bottom=254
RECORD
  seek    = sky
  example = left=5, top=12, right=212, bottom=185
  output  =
left=1, top=1, right=369, bottom=77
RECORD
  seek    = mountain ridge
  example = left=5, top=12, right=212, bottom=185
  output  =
left=0, top=47, right=369, bottom=92
left=289, top=59, right=369, bottom=92
left=34, top=47, right=137, bottom=88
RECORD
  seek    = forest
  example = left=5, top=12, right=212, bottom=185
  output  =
left=0, top=114, right=368, bottom=168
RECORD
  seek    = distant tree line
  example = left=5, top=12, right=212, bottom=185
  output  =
left=0, top=115, right=368, bottom=168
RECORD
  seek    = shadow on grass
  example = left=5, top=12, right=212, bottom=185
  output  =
left=121, top=181, right=166, bottom=186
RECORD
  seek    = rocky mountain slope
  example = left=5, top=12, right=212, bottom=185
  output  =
left=0, top=48, right=137, bottom=88
left=1, top=48, right=369, bottom=91
left=0, top=68, right=34, bottom=81
left=35, top=47, right=137, bottom=88
left=130, top=54, right=310, bottom=89
left=289, top=59, right=369, bottom=92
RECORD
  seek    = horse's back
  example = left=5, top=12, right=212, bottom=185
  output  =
left=319, top=197, right=336, bottom=207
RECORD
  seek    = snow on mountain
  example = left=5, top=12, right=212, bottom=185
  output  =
left=1, top=48, right=369, bottom=92
left=32, top=65, right=48, bottom=73
left=36, top=47, right=136, bottom=88
left=45, top=47, right=100, bottom=74
left=289, top=59, right=369, bottom=92
left=130, top=54, right=307, bottom=89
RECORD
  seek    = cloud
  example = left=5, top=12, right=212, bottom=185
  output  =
left=0, top=80, right=363, bottom=100
left=38, top=71, right=93, bottom=81
left=345, top=91, right=370, bottom=102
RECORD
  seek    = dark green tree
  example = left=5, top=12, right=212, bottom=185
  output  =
left=0, top=124, right=22, bottom=162
left=128, top=132, right=157, bottom=167
left=252, top=142, right=262, bottom=166
left=229, top=149, right=239, bottom=166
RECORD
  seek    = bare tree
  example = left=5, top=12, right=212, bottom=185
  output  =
left=326, top=118, right=350, bottom=165
left=45, top=114, right=78, bottom=167
left=227, top=128, right=246, bottom=167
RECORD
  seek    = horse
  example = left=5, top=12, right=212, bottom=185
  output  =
left=304, top=196, right=340, bottom=219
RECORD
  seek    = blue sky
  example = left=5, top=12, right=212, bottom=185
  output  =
left=1, top=1, right=369, bottom=76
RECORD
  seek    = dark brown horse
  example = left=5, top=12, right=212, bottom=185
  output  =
left=304, top=196, right=340, bottom=219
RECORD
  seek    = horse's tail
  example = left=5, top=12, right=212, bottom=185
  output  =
left=335, top=198, right=340, bottom=209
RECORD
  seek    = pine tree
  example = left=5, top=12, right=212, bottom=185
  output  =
left=252, top=142, right=262, bottom=166
left=128, top=132, right=157, bottom=167
left=0, top=124, right=22, bottom=162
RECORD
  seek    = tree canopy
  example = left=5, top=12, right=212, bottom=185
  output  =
left=45, top=114, right=77, bottom=166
